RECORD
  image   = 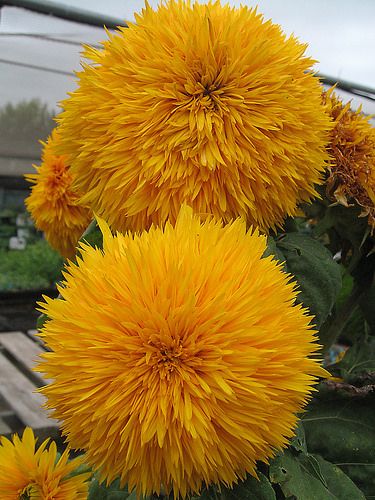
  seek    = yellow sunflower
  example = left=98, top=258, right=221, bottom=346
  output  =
left=323, top=88, right=375, bottom=229
left=56, top=0, right=331, bottom=234
left=37, top=206, right=326, bottom=497
left=25, top=129, right=92, bottom=259
left=0, top=427, right=90, bottom=499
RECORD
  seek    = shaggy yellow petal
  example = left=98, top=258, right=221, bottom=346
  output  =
left=37, top=206, right=326, bottom=497
left=0, top=427, right=90, bottom=499
left=25, top=129, right=92, bottom=258
left=56, top=0, right=331, bottom=234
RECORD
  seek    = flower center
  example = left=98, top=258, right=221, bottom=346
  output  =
left=45, top=161, right=72, bottom=200
left=147, top=340, right=186, bottom=379
left=158, top=344, right=183, bottom=365
left=20, top=484, right=39, bottom=499
left=198, top=82, right=221, bottom=110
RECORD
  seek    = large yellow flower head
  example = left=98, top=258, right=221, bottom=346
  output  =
left=323, top=88, right=375, bottom=229
left=0, top=427, right=90, bottom=499
left=25, top=129, right=92, bottom=259
left=56, top=0, right=331, bottom=234
left=37, top=206, right=326, bottom=497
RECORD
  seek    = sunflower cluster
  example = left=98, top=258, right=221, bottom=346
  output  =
left=26, top=1, right=332, bottom=498
left=323, top=88, right=375, bottom=229
left=0, top=427, right=90, bottom=499
left=25, top=129, right=92, bottom=259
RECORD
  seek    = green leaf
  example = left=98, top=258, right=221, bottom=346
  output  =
left=193, top=473, right=276, bottom=500
left=269, top=449, right=365, bottom=499
left=276, top=233, right=342, bottom=328
left=351, top=252, right=375, bottom=290
left=335, top=271, right=354, bottom=310
left=310, top=454, right=366, bottom=500
left=80, top=220, right=103, bottom=250
left=223, top=473, right=276, bottom=500
left=290, top=422, right=307, bottom=454
left=264, top=237, right=286, bottom=268
left=360, top=283, right=375, bottom=331
left=319, top=269, right=367, bottom=346
left=303, top=392, right=375, bottom=497
left=66, top=460, right=92, bottom=480
left=269, top=450, right=331, bottom=499
left=339, top=308, right=367, bottom=345
left=300, top=453, right=327, bottom=487
left=336, top=338, right=375, bottom=381
left=88, top=478, right=132, bottom=500
left=317, top=205, right=369, bottom=260
left=36, top=313, right=49, bottom=330
left=313, top=208, right=337, bottom=238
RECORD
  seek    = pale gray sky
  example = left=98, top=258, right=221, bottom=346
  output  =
left=0, top=0, right=374, bottom=113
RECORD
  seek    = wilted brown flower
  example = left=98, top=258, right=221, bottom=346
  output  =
left=323, top=88, right=375, bottom=229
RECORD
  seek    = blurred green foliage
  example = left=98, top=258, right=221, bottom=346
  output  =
left=0, top=239, right=63, bottom=291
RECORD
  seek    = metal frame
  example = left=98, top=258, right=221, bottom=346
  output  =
left=0, top=0, right=374, bottom=100
left=0, top=0, right=125, bottom=29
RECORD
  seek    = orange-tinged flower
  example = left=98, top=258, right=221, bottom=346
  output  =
left=37, top=206, right=326, bottom=497
left=56, top=0, right=331, bottom=234
left=0, top=427, right=90, bottom=499
left=25, top=129, right=92, bottom=258
left=323, top=88, right=375, bottom=229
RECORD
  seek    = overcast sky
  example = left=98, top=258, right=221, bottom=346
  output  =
left=0, top=0, right=374, bottom=114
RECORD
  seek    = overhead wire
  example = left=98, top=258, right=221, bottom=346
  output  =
left=318, top=74, right=375, bottom=102
left=0, top=32, right=101, bottom=47
left=0, top=57, right=75, bottom=76
left=0, top=0, right=125, bottom=30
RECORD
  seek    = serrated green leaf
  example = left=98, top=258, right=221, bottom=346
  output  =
left=303, top=392, right=375, bottom=497
left=269, top=449, right=365, bottom=499
left=276, top=233, right=342, bottom=328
